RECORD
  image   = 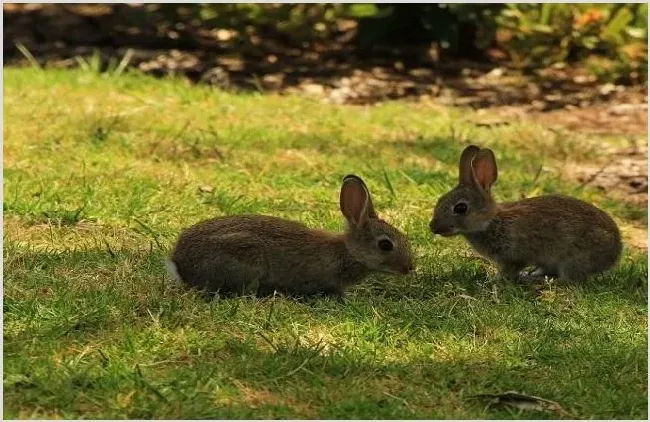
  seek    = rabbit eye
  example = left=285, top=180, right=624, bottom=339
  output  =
left=378, top=238, right=394, bottom=251
left=453, top=202, right=468, bottom=214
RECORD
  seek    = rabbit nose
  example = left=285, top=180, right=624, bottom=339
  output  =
left=400, top=259, right=415, bottom=274
left=430, top=219, right=451, bottom=236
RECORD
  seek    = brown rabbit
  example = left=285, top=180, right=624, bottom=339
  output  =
left=430, top=145, right=622, bottom=281
left=167, top=174, right=414, bottom=298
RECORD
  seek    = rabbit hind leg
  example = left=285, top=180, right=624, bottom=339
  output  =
left=201, top=253, right=267, bottom=296
left=558, top=262, right=590, bottom=282
left=498, top=261, right=527, bottom=281
left=527, top=264, right=559, bottom=278
left=322, top=286, right=346, bottom=303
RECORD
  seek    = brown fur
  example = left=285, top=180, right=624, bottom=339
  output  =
left=169, top=175, right=414, bottom=297
left=430, top=145, right=622, bottom=282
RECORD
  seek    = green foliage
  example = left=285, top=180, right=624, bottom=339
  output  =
left=495, top=3, right=648, bottom=82
left=156, top=3, right=349, bottom=45
left=353, top=4, right=503, bottom=57
left=127, top=4, right=646, bottom=81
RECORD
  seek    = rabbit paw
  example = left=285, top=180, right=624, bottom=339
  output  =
left=521, top=266, right=558, bottom=278
left=325, top=289, right=346, bottom=303
left=498, top=262, right=526, bottom=282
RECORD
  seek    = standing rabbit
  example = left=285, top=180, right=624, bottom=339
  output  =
left=430, top=144, right=622, bottom=281
left=168, top=174, right=414, bottom=298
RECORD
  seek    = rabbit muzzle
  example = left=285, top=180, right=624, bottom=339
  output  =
left=429, top=218, right=458, bottom=237
left=389, top=262, right=414, bottom=275
left=403, top=261, right=415, bottom=274
left=385, top=256, right=415, bottom=275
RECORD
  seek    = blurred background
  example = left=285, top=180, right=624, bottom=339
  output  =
left=4, top=3, right=648, bottom=104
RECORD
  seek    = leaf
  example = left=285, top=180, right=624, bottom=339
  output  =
left=381, top=168, right=396, bottom=199
left=532, top=24, right=554, bottom=34
left=347, top=4, right=380, bottom=18
left=635, top=3, right=648, bottom=26
left=581, top=35, right=600, bottom=50
left=605, top=7, right=634, bottom=44
left=540, top=3, right=553, bottom=25
left=471, top=391, right=572, bottom=417
left=625, top=27, right=647, bottom=40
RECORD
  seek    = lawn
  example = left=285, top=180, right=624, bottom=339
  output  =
left=3, top=68, right=647, bottom=419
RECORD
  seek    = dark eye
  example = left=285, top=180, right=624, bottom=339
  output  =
left=378, top=238, right=394, bottom=251
left=453, top=202, right=468, bottom=214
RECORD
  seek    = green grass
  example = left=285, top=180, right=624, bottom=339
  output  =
left=3, top=67, right=647, bottom=419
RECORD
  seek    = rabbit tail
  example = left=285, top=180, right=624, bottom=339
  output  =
left=165, top=259, right=183, bottom=284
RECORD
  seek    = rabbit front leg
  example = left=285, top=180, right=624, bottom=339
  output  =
left=522, top=265, right=559, bottom=280
left=528, top=267, right=548, bottom=277
left=558, top=262, right=590, bottom=282
left=497, top=260, right=526, bottom=281
left=324, top=287, right=346, bottom=303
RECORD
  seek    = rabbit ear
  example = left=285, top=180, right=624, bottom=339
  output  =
left=471, top=148, right=498, bottom=192
left=340, top=175, right=377, bottom=227
left=459, top=145, right=481, bottom=185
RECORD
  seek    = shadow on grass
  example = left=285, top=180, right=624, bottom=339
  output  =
left=4, top=242, right=647, bottom=299
left=4, top=244, right=647, bottom=329
left=4, top=327, right=647, bottom=418
left=4, top=243, right=647, bottom=418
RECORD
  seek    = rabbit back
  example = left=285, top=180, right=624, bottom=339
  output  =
left=464, top=195, right=622, bottom=280
left=170, top=215, right=366, bottom=296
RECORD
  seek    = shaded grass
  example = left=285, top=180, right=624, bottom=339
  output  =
left=3, top=68, right=648, bottom=419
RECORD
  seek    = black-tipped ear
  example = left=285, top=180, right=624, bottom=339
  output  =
left=459, top=145, right=481, bottom=186
left=340, top=174, right=376, bottom=227
left=471, top=149, right=498, bottom=192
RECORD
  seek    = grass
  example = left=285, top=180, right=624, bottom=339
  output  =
left=3, top=67, right=648, bottom=419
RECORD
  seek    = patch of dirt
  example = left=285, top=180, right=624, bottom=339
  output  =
left=219, top=380, right=316, bottom=416
left=228, top=380, right=283, bottom=408
left=524, top=102, right=647, bottom=137
left=572, top=143, right=647, bottom=207
left=619, top=223, right=648, bottom=251
left=476, top=100, right=647, bottom=138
